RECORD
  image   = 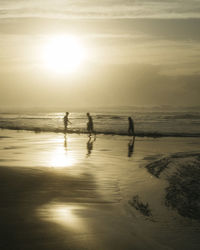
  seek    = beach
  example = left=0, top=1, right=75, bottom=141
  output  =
left=1, top=0, right=200, bottom=247
left=0, top=129, right=200, bottom=250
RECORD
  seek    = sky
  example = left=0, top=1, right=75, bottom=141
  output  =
left=0, top=0, right=200, bottom=109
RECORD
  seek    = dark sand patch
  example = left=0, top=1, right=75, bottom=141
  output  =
left=165, top=162, right=200, bottom=220
left=129, top=195, right=152, bottom=217
left=145, top=152, right=200, bottom=178
left=3, top=146, right=26, bottom=150
left=0, top=159, right=19, bottom=162
left=0, top=136, right=11, bottom=139
left=145, top=152, right=200, bottom=220
left=0, top=166, right=99, bottom=250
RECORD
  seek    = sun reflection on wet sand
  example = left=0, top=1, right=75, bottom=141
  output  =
left=37, top=203, right=86, bottom=231
left=50, top=147, right=76, bottom=168
left=48, top=134, right=77, bottom=168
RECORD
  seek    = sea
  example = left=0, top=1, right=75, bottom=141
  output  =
left=0, top=106, right=200, bottom=137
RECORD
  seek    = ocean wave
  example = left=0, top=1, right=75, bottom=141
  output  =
left=0, top=117, right=53, bottom=120
left=163, top=113, right=200, bottom=120
left=1, top=125, right=200, bottom=137
left=95, top=115, right=122, bottom=120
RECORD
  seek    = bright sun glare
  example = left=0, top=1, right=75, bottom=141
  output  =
left=42, top=35, right=86, bottom=74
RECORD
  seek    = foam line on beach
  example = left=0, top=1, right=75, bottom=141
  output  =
left=1, top=126, right=200, bottom=138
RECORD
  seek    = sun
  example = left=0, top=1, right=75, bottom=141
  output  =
left=42, top=35, right=86, bottom=74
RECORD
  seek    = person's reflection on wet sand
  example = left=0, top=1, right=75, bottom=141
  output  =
left=128, top=136, right=135, bottom=157
left=64, top=134, right=67, bottom=149
left=86, top=136, right=96, bottom=157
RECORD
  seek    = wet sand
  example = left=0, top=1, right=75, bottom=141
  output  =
left=0, top=129, right=200, bottom=250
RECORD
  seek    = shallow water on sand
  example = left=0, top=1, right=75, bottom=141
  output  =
left=0, top=129, right=200, bottom=250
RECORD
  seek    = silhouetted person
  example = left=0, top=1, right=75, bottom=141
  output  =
left=63, top=112, right=71, bottom=133
left=86, top=136, right=96, bottom=157
left=128, top=117, right=134, bottom=136
left=128, top=136, right=135, bottom=157
left=87, top=112, right=94, bottom=137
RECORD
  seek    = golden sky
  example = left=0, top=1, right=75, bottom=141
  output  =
left=0, top=0, right=200, bottom=108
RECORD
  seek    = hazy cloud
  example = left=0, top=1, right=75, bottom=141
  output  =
left=0, top=0, right=200, bottom=19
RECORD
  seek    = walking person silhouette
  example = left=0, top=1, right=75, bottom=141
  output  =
left=63, top=112, right=71, bottom=134
left=86, top=112, right=95, bottom=137
left=128, top=116, right=134, bottom=136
